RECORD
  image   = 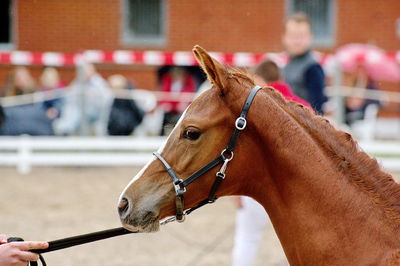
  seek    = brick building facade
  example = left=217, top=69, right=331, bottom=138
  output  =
left=0, top=0, right=399, bottom=91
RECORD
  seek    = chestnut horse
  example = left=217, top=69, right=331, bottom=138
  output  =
left=119, top=46, right=400, bottom=265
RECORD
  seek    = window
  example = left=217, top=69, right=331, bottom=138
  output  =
left=122, top=0, right=166, bottom=46
left=0, top=0, right=13, bottom=49
left=288, top=0, right=335, bottom=47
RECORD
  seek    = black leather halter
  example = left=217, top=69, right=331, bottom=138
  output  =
left=154, top=85, right=262, bottom=224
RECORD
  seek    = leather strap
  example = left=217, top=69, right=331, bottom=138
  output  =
left=182, top=155, right=224, bottom=187
left=207, top=172, right=225, bottom=202
left=226, top=86, right=262, bottom=152
left=153, top=152, right=181, bottom=185
left=175, top=195, right=185, bottom=221
left=153, top=152, right=186, bottom=221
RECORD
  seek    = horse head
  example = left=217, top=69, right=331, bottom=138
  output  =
left=118, top=45, right=261, bottom=232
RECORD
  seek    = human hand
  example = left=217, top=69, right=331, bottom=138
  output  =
left=0, top=241, right=48, bottom=266
left=0, top=235, right=7, bottom=245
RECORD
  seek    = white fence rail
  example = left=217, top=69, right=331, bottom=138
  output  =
left=0, top=136, right=399, bottom=174
left=0, top=136, right=166, bottom=174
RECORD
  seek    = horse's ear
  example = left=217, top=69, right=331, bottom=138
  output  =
left=192, top=45, right=228, bottom=94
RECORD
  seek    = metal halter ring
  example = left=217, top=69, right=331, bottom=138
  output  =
left=235, top=117, right=247, bottom=130
left=174, top=179, right=186, bottom=195
left=221, top=149, right=234, bottom=161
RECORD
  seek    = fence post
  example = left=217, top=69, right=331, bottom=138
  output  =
left=77, top=59, right=89, bottom=136
left=18, top=135, right=31, bottom=174
left=332, top=60, right=345, bottom=125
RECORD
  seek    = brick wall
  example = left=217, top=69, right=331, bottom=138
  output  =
left=167, top=0, right=284, bottom=53
left=9, top=0, right=286, bottom=91
left=337, top=0, right=400, bottom=50
left=17, top=0, right=121, bottom=52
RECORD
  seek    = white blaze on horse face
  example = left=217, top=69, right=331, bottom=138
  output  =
left=119, top=107, right=189, bottom=202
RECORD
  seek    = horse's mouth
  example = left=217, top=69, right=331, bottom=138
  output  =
left=121, top=211, right=160, bottom=233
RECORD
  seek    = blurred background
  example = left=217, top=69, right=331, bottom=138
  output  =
left=0, top=1, right=399, bottom=265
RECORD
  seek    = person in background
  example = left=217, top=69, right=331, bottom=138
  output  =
left=282, top=12, right=327, bottom=114
left=3, top=66, right=36, bottom=97
left=231, top=60, right=308, bottom=266
left=0, top=103, right=4, bottom=128
left=0, top=234, right=48, bottom=266
left=0, top=67, right=54, bottom=136
left=158, top=67, right=196, bottom=135
left=231, top=195, right=268, bottom=266
left=107, top=74, right=144, bottom=135
left=343, top=63, right=380, bottom=125
left=254, top=60, right=310, bottom=108
left=53, top=63, right=112, bottom=136
left=39, top=67, right=65, bottom=120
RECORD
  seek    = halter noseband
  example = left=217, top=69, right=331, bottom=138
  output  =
left=153, top=85, right=262, bottom=224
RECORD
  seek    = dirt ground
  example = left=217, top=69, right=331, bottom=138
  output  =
left=0, top=167, right=287, bottom=266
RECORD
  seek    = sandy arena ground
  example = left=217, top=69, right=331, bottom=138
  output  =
left=0, top=166, right=287, bottom=266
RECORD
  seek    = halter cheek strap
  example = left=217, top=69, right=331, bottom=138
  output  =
left=154, top=85, right=262, bottom=224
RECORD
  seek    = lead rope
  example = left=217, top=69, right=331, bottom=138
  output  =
left=8, top=227, right=136, bottom=266
left=7, top=216, right=200, bottom=266
left=7, top=212, right=204, bottom=266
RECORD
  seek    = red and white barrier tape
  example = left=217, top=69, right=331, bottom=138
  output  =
left=0, top=50, right=398, bottom=67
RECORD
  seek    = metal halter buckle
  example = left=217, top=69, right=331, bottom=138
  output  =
left=235, top=117, right=247, bottom=130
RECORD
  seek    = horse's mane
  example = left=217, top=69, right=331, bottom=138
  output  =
left=260, top=85, right=400, bottom=221
left=224, top=66, right=400, bottom=220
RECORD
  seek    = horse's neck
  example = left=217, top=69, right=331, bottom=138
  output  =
left=239, top=91, right=400, bottom=263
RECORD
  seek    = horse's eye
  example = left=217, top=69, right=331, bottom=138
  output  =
left=183, top=128, right=202, bottom=141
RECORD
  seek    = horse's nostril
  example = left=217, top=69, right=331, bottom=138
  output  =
left=118, top=197, right=130, bottom=217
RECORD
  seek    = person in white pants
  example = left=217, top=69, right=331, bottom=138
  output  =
left=231, top=196, right=268, bottom=266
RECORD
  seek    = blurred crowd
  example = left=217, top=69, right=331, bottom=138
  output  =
left=0, top=64, right=204, bottom=137
left=0, top=62, right=382, bottom=138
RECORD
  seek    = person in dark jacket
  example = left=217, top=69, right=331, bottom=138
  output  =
left=107, top=75, right=144, bottom=136
left=0, top=104, right=4, bottom=128
left=0, top=104, right=54, bottom=136
left=282, top=12, right=327, bottom=114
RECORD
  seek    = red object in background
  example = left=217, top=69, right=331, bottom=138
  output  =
left=336, top=44, right=400, bottom=82
left=268, top=81, right=311, bottom=108
left=158, top=73, right=196, bottom=113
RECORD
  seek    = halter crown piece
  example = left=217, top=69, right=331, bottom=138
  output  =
left=153, top=85, right=262, bottom=224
